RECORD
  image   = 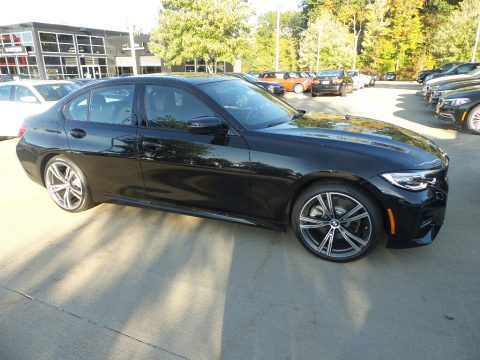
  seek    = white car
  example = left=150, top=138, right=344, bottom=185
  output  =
left=348, top=70, right=364, bottom=90
left=0, top=80, right=79, bottom=137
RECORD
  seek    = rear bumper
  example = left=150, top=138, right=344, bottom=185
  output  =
left=311, top=84, right=342, bottom=94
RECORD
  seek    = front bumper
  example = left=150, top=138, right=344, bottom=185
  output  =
left=435, top=101, right=470, bottom=127
left=366, top=169, right=449, bottom=248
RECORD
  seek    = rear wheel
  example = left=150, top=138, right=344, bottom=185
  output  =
left=466, top=105, right=480, bottom=134
left=294, top=83, right=304, bottom=94
left=292, top=181, right=383, bottom=262
left=311, top=91, right=317, bottom=97
left=44, top=156, right=94, bottom=212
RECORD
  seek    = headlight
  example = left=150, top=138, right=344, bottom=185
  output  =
left=381, top=169, right=439, bottom=191
left=425, top=75, right=433, bottom=81
left=443, top=98, right=470, bottom=106
left=267, top=84, right=275, bottom=90
left=433, top=90, right=448, bottom=97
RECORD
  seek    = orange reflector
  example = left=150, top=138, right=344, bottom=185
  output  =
left=461, top=111, right=468, bottom=122
left=387, top=208, right=396, bottom=235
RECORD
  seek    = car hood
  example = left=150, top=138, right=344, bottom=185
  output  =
left=442, top=86, right=480, bottom=99
left=437, top=80, right=480, bottom=91
left=256, top=80, right=283, bottom=88
left=426, top=73, right=477, bottom=85
left=259, top=112, right=447, bottom=170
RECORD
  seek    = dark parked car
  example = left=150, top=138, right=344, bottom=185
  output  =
left=16, top=75, right=449, bottom=262
left=424, top=62, right=480, bottom=83
left=416, top=62, right=461, bottom=84
left=311, top=69, right=353, bottom=96
left=226, top=72, right=285, bottom=95
left=428, top=79, right=480, bottom=106
left=436, top=86, right=480, bottom=134
left=384, top=72, right=396, bottom=81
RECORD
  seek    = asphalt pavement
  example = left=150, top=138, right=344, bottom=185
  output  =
left=0, top=81, right=478, bottom=360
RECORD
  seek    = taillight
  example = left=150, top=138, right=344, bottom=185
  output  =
left=332, top=77, right=343, bottom=84
left=18, top=124, right=27, bottom=137
left=313, top=80, right=320, bottom=84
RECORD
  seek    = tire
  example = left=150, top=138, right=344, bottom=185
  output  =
left=294, top=83, right=304, bottom=94
left=291, top=181, right=383, bottom=262
left=44, top=156, right=94, bottom=212
left=311, top=91, right=317, bottom=97
left=340, top=85, right=347, bottom=97
left=466, top=105, right=480, bottom=135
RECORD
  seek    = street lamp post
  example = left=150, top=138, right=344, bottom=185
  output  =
left=472, top=14, right=480, bottom=62
left=275, top=9, right=280, bottom=71
left=128, top=21, right=138, bottom=76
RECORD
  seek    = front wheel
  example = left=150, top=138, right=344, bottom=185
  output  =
left=340, top=85, right=347, bottom=97
left=294, top=83, right=304, bottom=94
left=291, top=181, right=383, bottom=262
left=466, top=105, right=480, bottom=134
left=44, top=156, right=94, bottom=212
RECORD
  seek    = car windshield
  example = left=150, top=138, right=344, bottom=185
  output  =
left=34, top=83, right=80, bottom=101
left=201, top=79, right=297, bottom=130
left=318, top=70, right=343, bottom=76
left=348, top=71, right=358, bottom=76
left=239, top=73, right=259, bottom=83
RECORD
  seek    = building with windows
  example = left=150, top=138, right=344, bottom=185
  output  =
left=0, top=22, right=233, bottom=80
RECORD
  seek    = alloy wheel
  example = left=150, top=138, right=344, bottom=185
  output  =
left=298, top=191, right=372, bottom=260
left=45, top=161, right=84, bottom=211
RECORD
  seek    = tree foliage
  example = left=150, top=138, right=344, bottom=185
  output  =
left=432, top=0, right=480, bottom=63
left=298, top=12, right=352, bottom=70
left=149, top=0, right=253, bottom=72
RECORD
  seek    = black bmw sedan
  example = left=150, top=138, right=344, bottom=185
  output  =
left=436, top=86, right=480, bottom=134
left=16, top=75, right=449, bottom=262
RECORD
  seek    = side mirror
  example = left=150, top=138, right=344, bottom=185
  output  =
left=20, top=96, right=38, bottom=104
left=186, top=116, right=227, bottom=135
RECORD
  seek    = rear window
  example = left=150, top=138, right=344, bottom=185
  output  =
left=318, top=70, right=343, bottom=76
left=34, top=83, right=79, bottom=102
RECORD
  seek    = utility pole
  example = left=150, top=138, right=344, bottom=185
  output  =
left=472, top=14, right=480, bottom=62
left=128, top=22, right=138, bottom=75
left=316, top=22, right=322, bottom=73
left=275, top=9, right=280, bottom=71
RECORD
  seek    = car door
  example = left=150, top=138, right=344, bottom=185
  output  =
left=62, top=83, right=144, bottom=199
left=137, top=83, right=251, bottom=216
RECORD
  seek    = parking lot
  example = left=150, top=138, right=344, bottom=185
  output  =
left=0, top=81, right=479, bottom=360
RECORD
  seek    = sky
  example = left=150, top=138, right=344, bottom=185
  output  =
left=0, top=0, right=302, bottom=33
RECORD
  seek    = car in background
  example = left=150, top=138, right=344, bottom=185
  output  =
left=72, top=79, right=98, bottom=87
left=424, top=62, right=480, bottom=83
left=258, top=71, right=312, bottom=94
left=311, top=69, right=353, bottom=96
left=427, top=79, right=480, bottom=106
left=416, top=62, right=461, bottom=84
left=16, top=74, right=449, bottom=262
left=0, top=80, right=79, bottom=137
left=226, top=72, right=285, bottom=96
left=0, top=74, right=15, bottom=83
left=348, top=70, right=364, bottom=90
left=436, top=86, right=480, bottom=134
left=384, top=72, right=396, bottom=81
left=423, top=67, right=480, bottom=94
left=360, top=71, right=375, bottom=87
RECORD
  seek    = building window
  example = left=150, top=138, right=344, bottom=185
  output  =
left=39, top=31, right=75, bottom=54
left=1, top=31, right=34, bottom=52
left=44, top=55, right=79, bottom=79
left=76, top=35, right=105, bottom=55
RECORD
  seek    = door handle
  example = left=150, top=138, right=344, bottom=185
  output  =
left=70, top=128, right=86, bottom=139
left=142, top=141, right=164, bottom=150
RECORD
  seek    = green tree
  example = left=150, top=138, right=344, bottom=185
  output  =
left=298, top=11, right=352, bottom=70
left=433, top=0, right=480, bottom=63
left=360, top=0, right=390, bottom=72
left=149, top=0, right=253, bottom=72
left=244, top=11, right=302, bottom=71
left=388, top=0, right=424, bottom=77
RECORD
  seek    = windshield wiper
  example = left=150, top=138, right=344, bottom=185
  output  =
left=267, top=121, right=286, bottom=128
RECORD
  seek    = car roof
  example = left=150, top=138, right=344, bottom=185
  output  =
left=0, top=80, right=74, bottom=87
left=112, top=73, right=236, bottom=85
